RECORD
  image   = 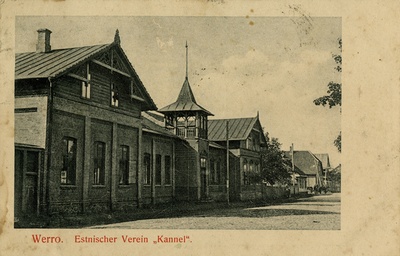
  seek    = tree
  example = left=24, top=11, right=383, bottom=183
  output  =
left=260, top=134, right=292, bottom=185
left=327, top=164, right=341, bottom=192
left=314, top=38, right=342, bottom=152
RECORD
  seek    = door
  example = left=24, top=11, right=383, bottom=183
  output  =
left=15, top=149, right=39, bottom=216
left=200, top=167, right=207, bottom=199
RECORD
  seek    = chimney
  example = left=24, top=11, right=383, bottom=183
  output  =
left=36, top=29, right=52, bottom=53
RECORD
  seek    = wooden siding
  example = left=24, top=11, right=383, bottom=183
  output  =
left=53, top=62, right=141, bottom=118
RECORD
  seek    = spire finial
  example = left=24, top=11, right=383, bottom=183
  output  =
left=114, top=29, right=121, bottom=45
left=257, top=111, right=259, bottom=119
left=185, top=41, right=188, bottom=79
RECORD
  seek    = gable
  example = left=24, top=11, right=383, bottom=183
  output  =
left=208, top=117, right=256, bottom=141
left=15, top=42, right=157, bottom=111
left=315, top=154, right=331, bottom=169
left=289, top=151, right=323, bottom=175
left=208, top=116, right=266, bottom=144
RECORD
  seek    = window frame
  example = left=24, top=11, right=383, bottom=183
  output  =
left=164, top=155, right=171, bottom=185
left=119, top=145, right=129, bottom=185
left=61, top=137, right=77, bottom=185
left=111, top=82, right=119, bottom=107
left=81, top=74, right=91, bottom=99
left=155, top=154, right=162, bottom=185
left=143, top=153, right=151, bottom=185
left=93, top=141, right=106, bottom=185
left=243, top=159, right=250, bottom=185
left=210, top=159, right=216, bottom=184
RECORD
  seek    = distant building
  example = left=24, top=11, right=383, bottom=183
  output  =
left=315, top=153, right=331, bottom=186
left=285, top=150, right=324, bottom=190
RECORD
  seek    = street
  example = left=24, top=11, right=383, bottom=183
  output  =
left=90, top=193, right=340, bottom=230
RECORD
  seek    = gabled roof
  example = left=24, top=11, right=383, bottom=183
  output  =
left=209, top=141, right=226, bottom=150
left=15, top=32, right=157, bottom=111
left=158, top=78, right=213, bottom=115
left=331, top=164, right=341, bottom=173
left=141, top=112, right=179, bottom=138
left=284, top=150, right=323, bottom=175
left=314, top=153, right=331, bottom=169
left=208, top=116, right=266, bottom=142
left=15, top=44, right=110, bottom=79
left=144, top=111, right=165, bottom=123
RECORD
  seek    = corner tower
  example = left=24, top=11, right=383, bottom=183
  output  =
left=158, top=42, right=213, bottom=200
left=158, top=42, right=213, bottom=139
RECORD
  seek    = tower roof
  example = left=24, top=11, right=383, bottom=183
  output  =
left=177, top=78, right=197, bottom=103
left=158, top=78, right=213, bottom=115
left=158, top=42, right=213, bottom=116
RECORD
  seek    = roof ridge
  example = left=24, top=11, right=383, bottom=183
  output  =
left=15, top=43, right=111, bottom=55
left=209, top=116, right=256, bottom=121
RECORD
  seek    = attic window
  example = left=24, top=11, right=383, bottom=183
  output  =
left=81, top=74, right=91, bottom=99
left=130, top=80, right=135, bottom=96
left=111, top=83, right=119, bottom=107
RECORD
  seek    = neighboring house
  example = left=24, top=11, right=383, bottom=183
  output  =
left=284, top=151, right=324, bottom=189
left=208, top=116, right=267, bottom=201
left=288, top=163, right=308, bottom=192
left=315, top=153, right=331, bottom=186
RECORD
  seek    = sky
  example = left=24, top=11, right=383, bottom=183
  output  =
left=15, top=16, right=341, bottom=167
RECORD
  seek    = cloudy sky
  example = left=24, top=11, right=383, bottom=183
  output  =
left=16, top=16, right=341, bottom=167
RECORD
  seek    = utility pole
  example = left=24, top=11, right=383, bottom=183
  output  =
left=226, top=120, right=230, bottom=205
left=291, top=143, right=295, bottom=196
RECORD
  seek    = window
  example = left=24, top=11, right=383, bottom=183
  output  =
left=130, top=80, right=135, bottom=96
left=81, top=74, right=91, bottom=99
left=26, top=151, right=39, bottom=174
left=143, top=153, right=151, bottom=185
left=216, top=161, right=221, bottom=184
left=61, top=138, right=77, bottom=185
left=243, top=159, right=249, bottom=185
left=165, top=155, right=171, bottom=185
left=200, top=157, right=207, bottom=168
left=155, top=154, right=162, bottom=185
left=210, top=159, right=216, bottom=184
left=210, top=160, right=221, bottom=185
left=111, top=83, right=119, bottom=107
left=119, top=146, right=129, bottom=185
left=93, top=142, right=105, bottom=185
left=246, top=137, right=253, bottom=150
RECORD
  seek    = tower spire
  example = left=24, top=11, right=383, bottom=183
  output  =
left=185, top=41, right=188, bottom=79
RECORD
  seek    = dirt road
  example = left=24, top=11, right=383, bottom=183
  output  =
left=90, top=193, right=340, bottom=230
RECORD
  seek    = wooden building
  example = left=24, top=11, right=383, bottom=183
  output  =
left=208, top=117, right=267, bottom=201
left=15, top=29, right=159, bottom=216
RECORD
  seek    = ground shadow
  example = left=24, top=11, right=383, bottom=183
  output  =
left=15, top=197, right=340, bottom=228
